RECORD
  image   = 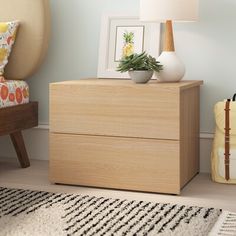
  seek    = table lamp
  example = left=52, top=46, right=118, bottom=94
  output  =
left=140, top=0, right=198, bottom=82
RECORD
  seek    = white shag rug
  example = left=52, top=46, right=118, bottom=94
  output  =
left=0, top=187, right=229, bottom=236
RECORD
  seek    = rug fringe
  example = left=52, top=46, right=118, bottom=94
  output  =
left=209, top=211, right=236, bottom=236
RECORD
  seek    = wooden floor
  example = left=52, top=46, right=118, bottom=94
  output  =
left=0, top=158, right=236, bottom=212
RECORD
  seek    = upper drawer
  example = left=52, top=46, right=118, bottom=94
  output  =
left=50, top=80, right=180, bottom=140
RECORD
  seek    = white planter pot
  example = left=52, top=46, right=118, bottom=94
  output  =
left=156, top=51, right=185, bottom=82
left=128, top=70, right=153, bottom=84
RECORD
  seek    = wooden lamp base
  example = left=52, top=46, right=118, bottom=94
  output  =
left=156, top=20, right=185, bottom=82
left=164, top=20, right=175, bottom=52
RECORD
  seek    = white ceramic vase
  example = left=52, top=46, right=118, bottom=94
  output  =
left=128, top=70, right=153, bottom=84
left=156, top=51, right=185, bottom=82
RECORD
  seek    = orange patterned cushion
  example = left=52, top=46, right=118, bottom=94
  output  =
left=0, top=76, right=29, bottom=108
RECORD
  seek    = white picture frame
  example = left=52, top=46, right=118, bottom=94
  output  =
left=97, top=15, right=161, bottom=79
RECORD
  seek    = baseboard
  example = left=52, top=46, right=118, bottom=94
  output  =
left=0, top=126, right=49, bottom=161
left=0, top=124, right=214, bottom=173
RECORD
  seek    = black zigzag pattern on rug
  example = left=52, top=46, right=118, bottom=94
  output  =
left=0, top=187, right=221, bottom=236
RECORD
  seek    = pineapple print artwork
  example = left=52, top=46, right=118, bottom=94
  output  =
left=114, top=26, right=144, bottom=62
left=122, top=31, right=134, bottom=58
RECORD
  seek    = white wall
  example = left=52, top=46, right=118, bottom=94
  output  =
left=28, top=0, right=140, bottom=124
left=175, top=0, right=236, bottom=133
left=1, top=0, right=236, bottom=173
left=26, top=0, right=236, bottom=132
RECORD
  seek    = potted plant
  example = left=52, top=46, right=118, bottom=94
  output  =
left=117, top=52, right=163, bottom=84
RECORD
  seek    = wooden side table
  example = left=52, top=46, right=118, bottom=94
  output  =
left=49, top=79, right=203, bottom=194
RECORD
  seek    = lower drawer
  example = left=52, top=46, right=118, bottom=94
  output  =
left=49, top=133, right=180, bottom=194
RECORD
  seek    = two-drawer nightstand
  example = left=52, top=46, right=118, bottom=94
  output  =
left=49, top=79, right=203, bottom=194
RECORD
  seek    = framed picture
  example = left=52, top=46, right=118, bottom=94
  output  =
left=114, top=26, right=144, bottom=62
left=97, top=15, right=161, bottom=79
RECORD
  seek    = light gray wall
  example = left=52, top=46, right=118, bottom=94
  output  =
left=27, top=0, right=236, bottom=133
left=4, top=0, right=236, bottom=131
left=175, top=0, right=236, bottom=133
left=28, top=0, right=140, bottom=125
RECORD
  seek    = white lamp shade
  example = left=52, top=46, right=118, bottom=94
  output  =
left=140, top=0, right=198, bottom=22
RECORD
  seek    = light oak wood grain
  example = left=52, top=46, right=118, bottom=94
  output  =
left=52, top=79, right=202, bottom=91
left=50, top=133, right=180, bottom=194
left=50, top=80, right=180, bottom=140
left=164, top=20, right=175, bottom=52
left=180, top=87, right=200, bottom=187
left=49, top=79, right=203, bottom=194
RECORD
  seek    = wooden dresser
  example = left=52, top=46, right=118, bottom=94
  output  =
left=49, top=79, right=203, bottom=194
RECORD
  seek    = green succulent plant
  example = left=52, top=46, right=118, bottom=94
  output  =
left=117, top=52, right=163, bottom=73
